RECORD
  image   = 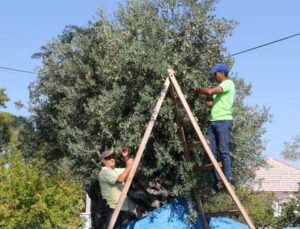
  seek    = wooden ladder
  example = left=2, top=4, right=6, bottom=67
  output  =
left=107, top=69, right=256, bottom=229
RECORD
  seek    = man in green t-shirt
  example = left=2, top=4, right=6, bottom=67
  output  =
left=99, top=148, right=134, bottom=228
left=196, top=63, right=235, bottom=191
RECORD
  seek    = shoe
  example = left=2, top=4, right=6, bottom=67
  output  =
left=214, top=181, right=224, bottom=192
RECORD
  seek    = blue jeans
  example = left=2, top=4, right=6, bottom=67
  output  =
left=207, top=120, right=233, bottom=183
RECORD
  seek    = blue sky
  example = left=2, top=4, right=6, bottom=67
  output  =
left=0, top=0, right=299, bottom=167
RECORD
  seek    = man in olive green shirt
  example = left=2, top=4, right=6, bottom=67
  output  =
left=99, top=148, right=134, bottom=228
left=196, top=63, right=235, bottom=191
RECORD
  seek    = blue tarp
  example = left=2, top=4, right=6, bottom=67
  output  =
left=124, top=198, right=249, bottom=229
left=209, top=217, right=248, bottom=229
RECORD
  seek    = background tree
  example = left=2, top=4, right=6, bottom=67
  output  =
left=0, top=112, right=15, bottom=152
left=278, top=136, right=300, bottom=228
left=282, top=135, right=300, bottom=161
left=29, top=0, right=271, bottom=223
left=0, top=87, right=86, bottom=227
left=0, top=88, right=9, bottom=108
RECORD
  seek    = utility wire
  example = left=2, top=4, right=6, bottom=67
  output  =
left=0, top=66, right=37, bottom=75
left=0, top=32, right=300, bottom=76
left=229, top=32, right=300, bottom=57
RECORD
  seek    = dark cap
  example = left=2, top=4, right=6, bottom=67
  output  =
left=209, top=63, right=229, bottom=75
left=100, top=149, right=114, bottom=160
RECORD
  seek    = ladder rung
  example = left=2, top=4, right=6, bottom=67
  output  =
left=206, top=209, right=241, bottom=217
left=197, top=162, right=222, bottom=172
left=186, top=141, right=202, bottom=150
left=199, top=187, right=213, bottom=196
left=177, top=118, right=198, bottom=126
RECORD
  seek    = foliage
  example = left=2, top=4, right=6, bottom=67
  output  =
left=14, top=100, right=25, bottom=110
left=0, top=90, right=84, bottom=228
left=0, top=88, right=9, bottom=108
left=0, top=150, right=84, bottom=229
left=0, top=112, right=16, bottom=151
left=204, top=188, right=277, bottom=228
left=282, top=135, right=300, bottom=161
left=0, top=111, right=40, bottom=157
left=29, top=0, right=271, bottom=218
left=231, top=78, right=271, bottom=183
left=276, top=195, right=300, bottom=228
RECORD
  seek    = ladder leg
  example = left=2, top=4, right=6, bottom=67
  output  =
left=193, top=190, right=208, bottom=229
left=107, top=77, right=170, bottom=229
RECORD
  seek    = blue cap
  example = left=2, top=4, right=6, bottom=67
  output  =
left=209, top=63, right=229, bottom=75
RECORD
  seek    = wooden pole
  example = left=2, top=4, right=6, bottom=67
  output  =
left=167, top=68, right=256, bottom=229
left=107, top=77, right=170, bottom=229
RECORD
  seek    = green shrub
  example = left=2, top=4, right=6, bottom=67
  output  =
left=0, top=151, right=84, bottom=229
left=276, top=195, right=300, bottom=228
left=203, top=187, right=277, bottom=228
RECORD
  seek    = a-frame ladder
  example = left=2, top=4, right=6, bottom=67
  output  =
left=107, top=69, right=256, bottom=229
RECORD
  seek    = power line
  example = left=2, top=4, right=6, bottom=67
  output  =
left=0, top=66, right=37, bottom=75
left=229, top=32, right=300, bottom=57
left=0, top=32, right=300, bottom=76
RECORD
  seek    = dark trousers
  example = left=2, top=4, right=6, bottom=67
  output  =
left=207, top=120, right=233, bottom=183
left=102, top=207, right=125, bottom=229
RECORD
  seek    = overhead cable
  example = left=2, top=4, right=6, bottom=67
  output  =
left=0, top=32, right=300, bottom=76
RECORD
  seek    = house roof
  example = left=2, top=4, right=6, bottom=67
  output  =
left=252, top=158, right=300, bottom=192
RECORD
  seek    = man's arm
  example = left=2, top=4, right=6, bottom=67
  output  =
left=195, top=86, right=223, bottom=96
left=117, top=148, right=134, bottom=183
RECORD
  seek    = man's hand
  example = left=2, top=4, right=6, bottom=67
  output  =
left=122, top=147, right=134, bottom=167
left=116, top=148, right=134, bottom=182
left=122, top=147, right=129, bottom=159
